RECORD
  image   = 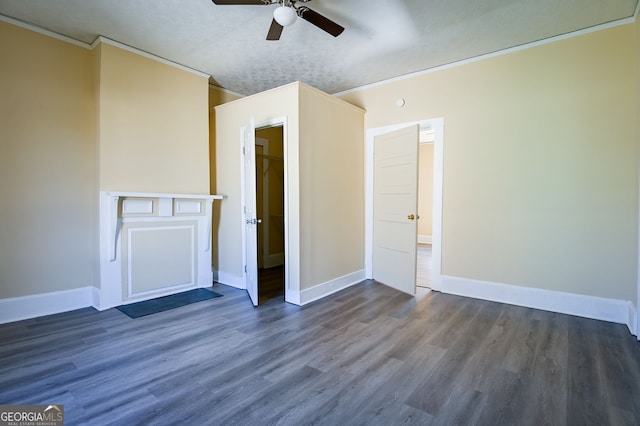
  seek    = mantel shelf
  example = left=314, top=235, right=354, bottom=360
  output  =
left=103, top=191, right=223, bottom=200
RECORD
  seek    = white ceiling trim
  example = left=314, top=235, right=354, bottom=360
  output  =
left=0, top=14, right=89, bottom=48
left=209, top=83, right=245, bottom=99
left=1, top=14, right=210, bottom=80
left=333, top=12, right=639, bottom=97
left=91, top=36, right=210, bottom=79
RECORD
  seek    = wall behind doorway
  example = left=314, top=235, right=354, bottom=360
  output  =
left=255, top=126, right=285, bottom=269
left=418, top=143, right=434, bottom=244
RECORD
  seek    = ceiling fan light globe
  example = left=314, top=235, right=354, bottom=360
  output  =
left=273, top=6, right=297, bottom=27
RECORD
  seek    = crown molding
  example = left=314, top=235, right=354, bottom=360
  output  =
left=208, top=83, right=245, bottom=99
left=1, top=14, right=210, bottom=80
left=0, top=14, right=91, bottom=48
left=91, top=36, right=210, bottom=79
left=333, top=13, right=639, bottom=97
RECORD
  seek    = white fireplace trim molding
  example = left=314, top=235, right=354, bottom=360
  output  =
left=97, top=191, right=223, bottom=310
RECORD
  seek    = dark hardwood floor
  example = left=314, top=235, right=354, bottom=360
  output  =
left=259, top=266, right=284, bottom=304
left=1, top=281, right=639, bottom=425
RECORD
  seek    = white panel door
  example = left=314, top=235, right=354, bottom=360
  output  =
left=244, top=118, right=259, bottom=306
left=373, top=125, right=419, bottom=295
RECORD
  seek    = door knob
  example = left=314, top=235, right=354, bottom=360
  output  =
left=408, top=214, right=415, bottom=220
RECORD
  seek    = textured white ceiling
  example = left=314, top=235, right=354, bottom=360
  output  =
left=0, top=0, right=638, bottom=96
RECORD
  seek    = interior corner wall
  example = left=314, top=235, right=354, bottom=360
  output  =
left=340, top=22, right=639, bottom=303
left=209, top=85, right=242, bottom=195
left=97, top=42, right=210, bottom=194
left=0, top=21, right=98, bottom=299
left=298, top=84, right=365, bottom=290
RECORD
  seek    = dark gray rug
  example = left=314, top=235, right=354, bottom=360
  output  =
left=116, top=288, right=223, bottom=318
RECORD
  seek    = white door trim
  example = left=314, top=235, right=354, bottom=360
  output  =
left=255, top=137, right=269, bottom=269
left=241, top=117, right=295, bottom=305
left=365, top=118, right=444, bottom=290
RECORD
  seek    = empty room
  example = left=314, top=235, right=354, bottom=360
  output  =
left=1, top=0, right=640, bottom=424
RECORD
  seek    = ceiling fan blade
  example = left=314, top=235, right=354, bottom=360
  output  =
left=211, top=0, right=270, bottom=5
left=266, top=19, right=284, bottom=40
left=297, top=6, right=344, bottom=37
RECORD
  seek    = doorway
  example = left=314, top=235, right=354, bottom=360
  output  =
left=366, top=118, right=444, bottom=292
left=255, top=125, right=285, bottom=304
left=417, top=131, right=435, bottom=289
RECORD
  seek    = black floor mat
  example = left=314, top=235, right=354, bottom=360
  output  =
left=116, top=288, right=223, bottom=319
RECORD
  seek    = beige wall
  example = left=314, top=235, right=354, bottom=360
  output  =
left=209, top=85, right=241, bottom=195
left=1, top=21, right=213, bottom=301
left=214, top=83, right=300, bottom=284
left=636, top=16, right=640, bottom=311
left=214, top=82, right=365, bottom=291
left=298, top=84, right=365, bottom=288
left=341, top=22, right=639, bottom=302
left=97, top=42, right=210, bottom=194
left=2, top=14, right=637, bottom=312
left=0, top=22, right=97, bottom=298
left=418, top=143, right=434, bottom=238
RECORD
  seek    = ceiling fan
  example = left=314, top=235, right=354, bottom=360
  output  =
left=211, top=0, right=345, bottom=40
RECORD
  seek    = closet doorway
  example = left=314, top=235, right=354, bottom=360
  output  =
left=255, top=125, right=285, bottom=304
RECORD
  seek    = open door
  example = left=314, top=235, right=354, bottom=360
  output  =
left=243, top=118, right=259, bottom=306
left=372, top=124, right=419, bottom=295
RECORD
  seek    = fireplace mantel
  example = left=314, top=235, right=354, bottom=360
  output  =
left=98, top=191, right=223, bottom=310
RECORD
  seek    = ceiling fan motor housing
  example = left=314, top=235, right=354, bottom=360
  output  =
left=274, top=5, right=297, bottom=26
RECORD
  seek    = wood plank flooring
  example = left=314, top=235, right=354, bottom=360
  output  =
left=258, top=266, right=284, bottom=304
left=1, top=281, right=639, bottom=425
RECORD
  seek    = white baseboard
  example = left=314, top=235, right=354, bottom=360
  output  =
left=418, top=235, right=432, bottom=244
left=299, top=269, right=366, bottom=306
left=629, top=303, right=638, bottom=337
left=92, top=287, right=103, bottom=310
left=441, top=275, right=637, bottom=337
left=0, top=286, right=97, bottom=324
left=3, top=274, right=634, bottom=339
left=285, top=289, right=301, bottom=305
left=215, top=271, right=245, bottom=290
